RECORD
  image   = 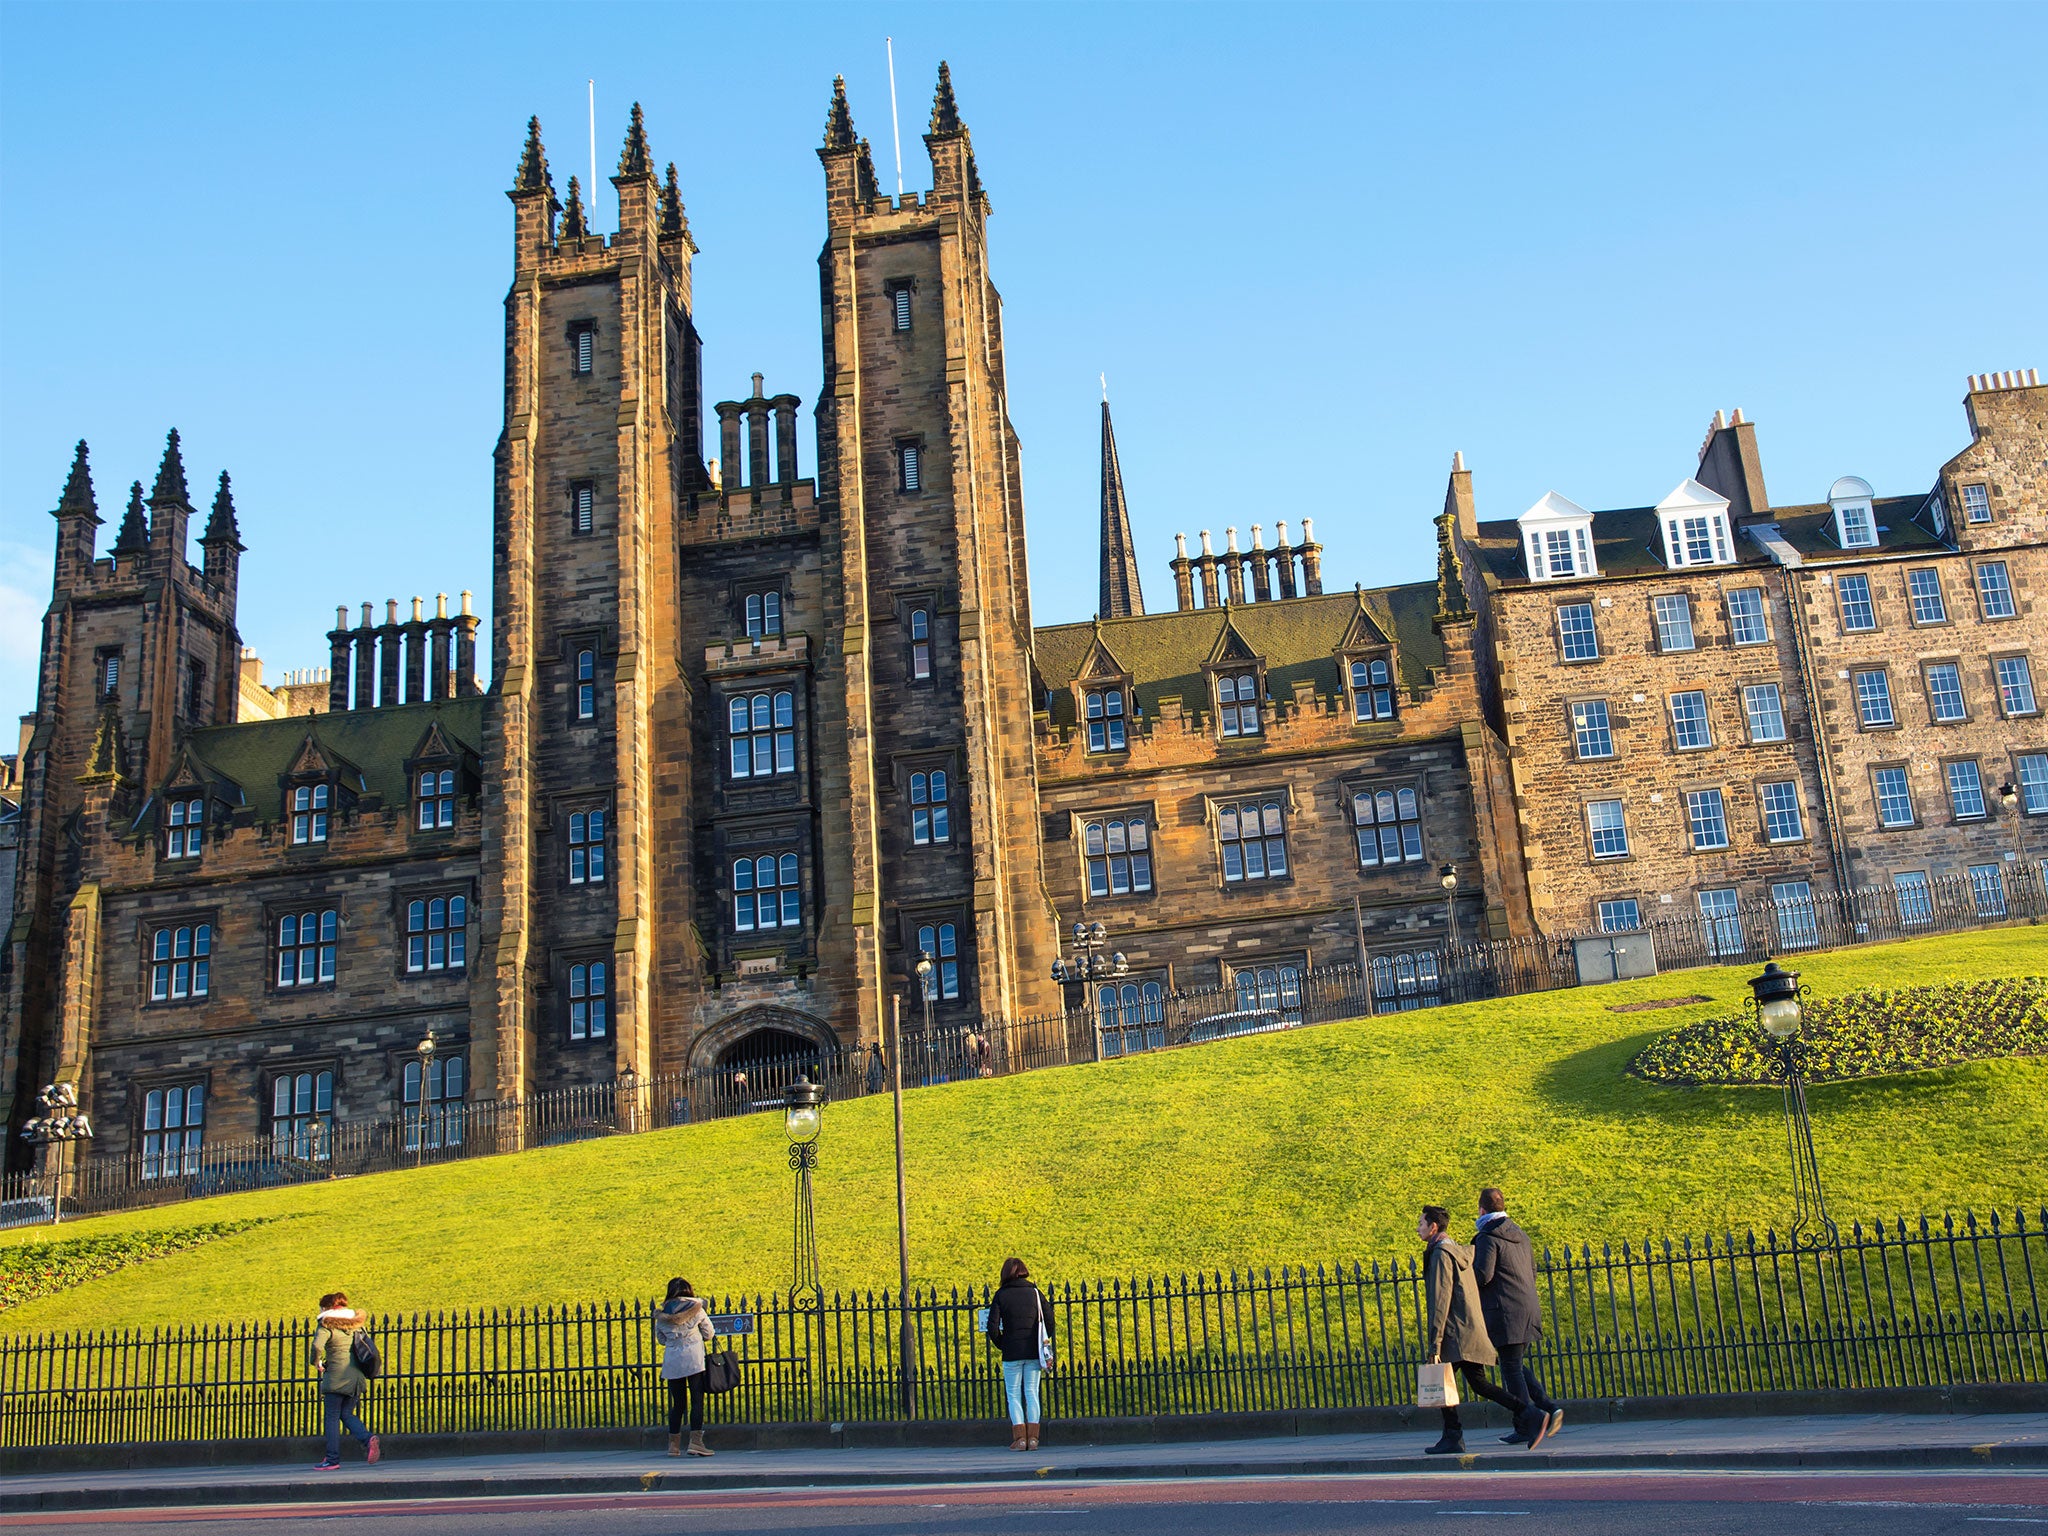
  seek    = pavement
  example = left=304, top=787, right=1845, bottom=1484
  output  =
left=4, top=1411, right=2047, bottom=1512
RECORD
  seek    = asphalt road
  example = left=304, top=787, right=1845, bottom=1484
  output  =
left=4, top=1472, right=2045, bottom=1536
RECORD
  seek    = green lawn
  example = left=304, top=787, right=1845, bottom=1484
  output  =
left=6, top=927, right=2044, bottom=1334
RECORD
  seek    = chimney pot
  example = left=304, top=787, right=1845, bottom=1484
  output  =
left=1452, top=450, right=1466, bottom=472
left=336, top=605, right=348, bottom=630
left=386, top=599, right=399, bottom=625
left=460, top=589, right=474, bottom=617
left=1731, top=408, right=1745, bottom=425
left=360, top=602, right=374, bottom=630
left=1276, top=520, right=1290, bottom=546
left=1174, top=532, right=1188, bottom=558
left=436, top=592, right=449, bottom=619
left=1301, top=517, right=1314, bottom=544
left=1225, top=526, right=1240, bottom=553
left=412, top=596, right=424, bottom=622
left=1713, top=409, right=1727, bottom=430
left=1199, top=529, right=1213, bottom=556
left=1251, top=523, right=1265, bottom=549
left=751, top=371, right=765, bottom=398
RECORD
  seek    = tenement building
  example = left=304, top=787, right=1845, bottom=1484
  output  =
left=2, top=71, right=2042, bottom=1172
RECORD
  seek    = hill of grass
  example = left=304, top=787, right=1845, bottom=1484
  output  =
left=5, top=927, right=2044, bottom=1334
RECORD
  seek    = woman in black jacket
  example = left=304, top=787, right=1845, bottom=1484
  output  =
left=984, top=1257, right=1053, bottom=1450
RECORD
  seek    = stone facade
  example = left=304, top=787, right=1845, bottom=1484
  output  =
left=0, top=72, right=2040, bottom=1174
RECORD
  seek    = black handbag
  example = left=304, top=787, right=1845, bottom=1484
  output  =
left=701, top=1347, right=742, bottom=1395
left=349, top=1328, right=382, bottom=1380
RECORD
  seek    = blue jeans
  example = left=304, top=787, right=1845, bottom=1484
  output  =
left=1002, top=1359, right=1043, bottom=1426
left=323, top=1391, right=370, bottom=1459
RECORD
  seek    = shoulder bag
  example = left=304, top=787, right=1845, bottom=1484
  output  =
left=700, top=1318, right=742, bottom=1395
left=1034, top=1288, right=1056, bottom=1372
left=349, top=1328, right=382, bottom=1380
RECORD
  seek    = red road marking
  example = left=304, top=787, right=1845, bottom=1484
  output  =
left=7, top=1471, right=2046, bottom=1524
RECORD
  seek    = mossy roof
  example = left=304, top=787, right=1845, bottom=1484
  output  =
left=1032, top=586, right=1444, bottom=727
left=1756, top=496, right=1946, bottom=563
left=179, top=697, right=489, bottom=821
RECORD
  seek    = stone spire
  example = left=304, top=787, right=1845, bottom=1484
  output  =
left=659, top=162, right=690, bottom=240
left=515, top=115, right=551, bottom=192
left=855, top=138, right=880, bottom=201
left=57, top=440, right=97, bottom=517
left=617, top=101, right=652, bottom=179
left=1098, top=397, right=1145, bottom=619
left=150, top=428, right=190, bottom=506
left=823, top=75, right=857, bottom=150
left=560, top=175, right=588, bottom=240
left=113, top=481, right=150, bottom=555
left=928, top=61, right=963, bottom=135
left=79, top=698, right=128, bottom=785
left=203, top=470, right=243, bottom=548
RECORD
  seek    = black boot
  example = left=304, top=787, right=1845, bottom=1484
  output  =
left=1425, top=1432, right=1466, bottom=1455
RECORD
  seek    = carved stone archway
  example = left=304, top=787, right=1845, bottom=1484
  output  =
left=688, top=1005, right=839, bottom=1072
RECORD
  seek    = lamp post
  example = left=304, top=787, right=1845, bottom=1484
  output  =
left=783, top=1076, right=825, bottom=1420
left=1747, top=961, right=1834, bottom=1244
left=1998, top=781, right=2030, bottom=910
left=1051, top=921, right=1127, bottom=1059
left=887, top=996, right=917, bottom=1419
left=618, top=1061, right=640, bottom=1135
left=19, top=1083, right=94, bottom=1226
left=1438, top=863, right=1459, bottom=947
left=413, top=1031, right=437, bottom=1167
left=916, top=948, right=936, bottom=1058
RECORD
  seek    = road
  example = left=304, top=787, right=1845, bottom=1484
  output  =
left=4, top=1471, right=2045, bottom=1535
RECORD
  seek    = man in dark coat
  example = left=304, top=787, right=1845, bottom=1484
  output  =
left=1471, top=1186, right=1562, bottom=1445
left=1419, top=1204, right=1542, bottom=1454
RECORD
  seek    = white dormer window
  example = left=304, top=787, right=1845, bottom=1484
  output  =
left=1517, top=492, right=1599, bottom=582
left=1655, top=480, right=1735, bottom=569
left=1829, top=476, right=1879, bottom=550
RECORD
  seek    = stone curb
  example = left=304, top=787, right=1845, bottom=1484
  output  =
left=6, top=1439, right=2048, bottom=1513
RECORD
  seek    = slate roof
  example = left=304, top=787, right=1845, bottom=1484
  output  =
left=1032, top=586, right=1444, bottom=727
left=1753, top=496, right=1945, bottom=564
left=174, top=697, right=489, bottom=822
left=1470, top=507, right=1775, bottom=586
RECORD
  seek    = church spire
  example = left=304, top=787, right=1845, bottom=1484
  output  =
left=928, top=60, right=964, bottom=135
left=823, top=75, right=857, bottom=150
left=150, top=427, right=190, bottom=506
left=113, top=480, right=150, bottom=555
left=1098, top=393, right=1145, bottom=619
left=203, top=469, right=243, bottom=548
left=514, top=115, right=550, bottom=193
left=659, top=161, right=690, bottom=241
left=57, top=440, right=97, bottom=518
left=560, top=175, right=588, bottom=239
left=617, top=101, right=652, bottom=179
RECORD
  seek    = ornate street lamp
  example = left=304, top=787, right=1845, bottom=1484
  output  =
left=1051, top=922, right=1127, bottom=1061
left=783, top=1077, right=824, bottom=1308
left=19, top=1082, right=94, bottom=1226
left=1747, top=961, right=1834, bottom=1244
left=886, top=996, right=918, bottom=1419
left=1439, top=863, right=1459, bottom=948
left=413, top=1031, right=437, bottom=1167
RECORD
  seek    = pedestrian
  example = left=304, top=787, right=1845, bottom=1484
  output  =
left=984, top=1257, right=1053, bottom=1452
left=655, top=1277, right=717, bottom=1457
left=1472, top=1186, right=1563, bottom=1447
left=308, top=1292, right=379, bottom=1470
left=1418, top=1205, right=1545, bottom=1454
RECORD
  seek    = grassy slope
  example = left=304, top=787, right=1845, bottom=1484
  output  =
left=6, top=928, right=2044, bottom=1334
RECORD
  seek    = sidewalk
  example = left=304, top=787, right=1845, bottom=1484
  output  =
left=5, top=1412, right=2047, bottom=1513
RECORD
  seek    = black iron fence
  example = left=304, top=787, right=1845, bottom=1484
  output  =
left=5, top=861, right=2041, bottom=1228
left=3, top=1207, right=2042, bottom=1448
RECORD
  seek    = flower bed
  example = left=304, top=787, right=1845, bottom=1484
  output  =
left=1631, top=977, right=2048, bottom=1086
left=1, top=1220, right=268, bottom=1312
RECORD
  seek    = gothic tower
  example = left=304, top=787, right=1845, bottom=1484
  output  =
left=1097, top=397, right=1144, bottom=619
left=812, top=66, right=1061, bottom=1038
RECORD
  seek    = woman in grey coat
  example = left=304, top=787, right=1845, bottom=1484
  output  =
left=655, top=1278, right=717, bottom=1457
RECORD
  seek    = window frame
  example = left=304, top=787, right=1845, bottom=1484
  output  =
left=1213, top=793, right=1291, bottom=886
left=288, top=779, right=332, bottom=846
left=1083, top=811, right=1154, bottom=897
left=574, top=646, right=598, bottom=722
left=1668, top=689, right=1713, bottom=752
left=1555, top=601, right=1600, bottom=663
left=1892, top=870, right=1935, bottom=927
left=915, top=919, right=963, bottom=1002
left=1661, top=510, right=1734, bottom=569
left=273, top=907, right=340, bottom=991
left=1596, top=897, right=1642, bottom=933
left=1211, top=667, right=1265, bottom=740
left=1834, top=499, right=1878, bottom=550
left=1742, top=682, right=1787, bottom=744
left=1725, top=587, right=1771, bottom=647
left=725, top=686, right=799, bottom=781
left=566, top=957, right=610, bottom=1042
left=890, top=284, right=914, bottom=332
left=1907, top=568, right=1949, bottom=626
left=567, top=806, right=608, bottom=883
left=413, top=765, right=458, bottom=832
left=1870, top=762, right=1918, bottom=829
left=1921, top=659, right=1970, bottom=724
left=2014, top=752, right=2048, bottom=816
left=1350, top=781, right=1426, bottom=869
left=741, top=587, right=786, bottom=640
left=1684, top=786, right=1731, bottom=852
left=1651, top=593, right=1696, bottom=653
left=896, top=439, right=924, bottom=493
left=146, top=919, right=214, bottom=1004
left=1756, top=779, right=1806, bottom=844
left=570, top=479, right=595, bottom=536
left=1834, top=573, right=1877, bottom=633
left=163, top=795, right=207, bottom=860
left=731, top=849, right=805, bottom=935
left=1974, top=560, right=2017, bottom=620
left=1347, top=655, right=1397, bottom=722
left=909, top=766, right=953, bottom=848
left=906, top=604, right=934, bottom=682
left=570, top=320, right=597, bottom=376
left=1852, top=668, right=1897, bottom=730
left=1943, top=757, right=1989, bottom=822
left=268, top=1067, right=337, bottom=1162
left=1992, top=654, right=2038, bottom=718
left=1961, top=482, right=1992, bottom=524
left=404, top=891, right=470, bottom=974
left=1585, top=797, right=1630, bottom=861
left=402, top=1052, right=467, bottom=1153
left=137, top=1077, right=207, bottom=1181
left=1569, top=697, right=1615, bottom=760
left=1081, top=682, right=1132, bottom=753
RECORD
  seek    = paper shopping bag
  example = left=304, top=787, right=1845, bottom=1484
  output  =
left=1415, top=1361, right=1459, bottom=1408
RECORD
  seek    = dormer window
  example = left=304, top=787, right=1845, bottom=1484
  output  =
left=1516, top=492, right=1598, bottom=581
left=1084, top=687, right=1128, bottom=751
left=165, top=797, right=205, bottom=859
left=1349, top=658, right=1395, bottom=721
left=1962, top=484, right=1992, bottom=523
left=1216, top=673, right=1262, bottom=737
left=744, top=589, right=783, bottom=638
left=291, top=783, right=330, bottom=845
left=1655, top=480, right=1735, bottom=569
left=1829, top=476, right=1879, bottom=549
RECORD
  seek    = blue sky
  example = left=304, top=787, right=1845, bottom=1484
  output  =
left=2, top=2, right=2043, bottom=721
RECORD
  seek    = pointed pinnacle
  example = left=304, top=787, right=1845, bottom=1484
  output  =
left=560, top=175, right=588, bottom=239
left=204, top=469, right=242, bottom=546
left=515, top=115, right=550, bottom=192
left=114, top=481, right=150, bottom=553
left=855, top=138, right=879, bottom=200
left=617, top=102, right=652, bottom=179
left=823, top=75, right=857, bottom=150
left=150, top=428, right=190, bottom=505
left=660, top=162, right=688, bottom=238
left=928, top=61, right=962, bottom=135
left=58, top=440, right=97, bottom=516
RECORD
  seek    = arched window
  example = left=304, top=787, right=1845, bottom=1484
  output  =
left=917, top=922, right=959, bottom=1000
left=744, top=590, right=783, bottom=638
left=909, top=609, right=932, bottom=680
left=1349, top=658, right=1395, bottom=721
left=416, top=769, right=456, bottom=830
left=1217, top=673, right=1261, bottom=737
left=1370, top=951, right=1443, bottom=1011
left=1217, top=799, right=1288, bottom=882
left=277, top=910, right=338, bottom=987
left=165, top=797, right=205, bottom=858
left=1352, top=783, right=1423, bottom=866
left=1085, top=689, right=1127, bottom=751
left=1083, top=816, right=1152, bottom=896
left=404, top=1054, right=466, bottom=1151
left=291, top=783, right=330, bottom=844
left=734, top=853, right=802, bottom=931
left=406, top=896, right=467, bottom=973
left=150, top=924, right=211, bottom=1001
left=576, top=649, right=597, bottom=719
left=569, top=962, right=608, bottom=1040
left=569, top=811, right=606, bottom=883
left=728, top=690, right=797, bottom=778
left=271, top=1070, right=333, bottom=1160
left=911, top=770, right=950, bottom=845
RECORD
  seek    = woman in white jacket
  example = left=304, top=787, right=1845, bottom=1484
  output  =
left=654, top=1278, right=717, bottom=1457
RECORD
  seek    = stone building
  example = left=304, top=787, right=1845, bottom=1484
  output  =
left=0, top=69, right=2040, bottom=1175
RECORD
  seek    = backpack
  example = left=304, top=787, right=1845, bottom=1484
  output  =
left=349, top=1327, right=382, bottom=1380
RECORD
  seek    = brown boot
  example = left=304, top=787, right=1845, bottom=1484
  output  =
left=1009, top=1429, right=1027, bottom=1451
left=1026, top=1426, right=1040, bottom=1451
left=666, top=1434, right=682, bottom=1457
left=687, top=1432, right=714, bottom=1457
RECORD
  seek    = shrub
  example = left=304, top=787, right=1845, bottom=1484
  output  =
left=1631, top=977, right=2048, bottom=1087
left=0, top=1221, right=269, bottom=1312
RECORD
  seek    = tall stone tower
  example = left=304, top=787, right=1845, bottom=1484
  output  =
left=812, top=66, right=1060, bottom=1039
left=479, top=109, right=704, bottom=1101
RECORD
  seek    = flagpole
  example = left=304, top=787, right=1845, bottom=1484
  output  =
left=886, top=37, right=904, bottom=196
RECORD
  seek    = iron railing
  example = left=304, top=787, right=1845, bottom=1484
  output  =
left=2, top=1207, right=2041, bottom=1447
left=5, top=861, right=2040, bottom=1227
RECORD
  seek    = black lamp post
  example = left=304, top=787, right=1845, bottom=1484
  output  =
left=1998, top=781, right=2030, bottom=908
left=413, top=1031, right=437, bottom=1167
left=19, top=1082, right=93, bottom=1226
left=1747, top=961, right=1834, bottom=1244
left=886, top=996, right=917, bottom=1420
left=783, top=1076, right=825, bottom=1420
left=1051, top=921, right=1127, bottom=1058
left=1438, top=864, right=1459, bottom=948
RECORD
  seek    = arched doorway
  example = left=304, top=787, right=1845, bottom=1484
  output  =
left=716, top=1027, right=818, bottom=1068
left=688, top=1006, right=839, bottom=1073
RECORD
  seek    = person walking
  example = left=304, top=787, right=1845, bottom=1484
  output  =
left=984, top=1257, right=1053, bottom=1451
left=655, top=1278, right=717, bottom=1457
left=1472, top=1187, right=1563, bottom=1446
left=308, top=1292, right=379, bottom=1470
left=1419, top=1205, right=1546, bottom=1454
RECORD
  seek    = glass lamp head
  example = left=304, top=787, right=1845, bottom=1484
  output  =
left=1749, top=961, right=1804, bottom=1039
left=784, top=1076, right=824, bottom=1144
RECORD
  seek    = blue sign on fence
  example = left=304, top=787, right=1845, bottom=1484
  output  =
left=710, top=1313, right=755, bottom=1337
